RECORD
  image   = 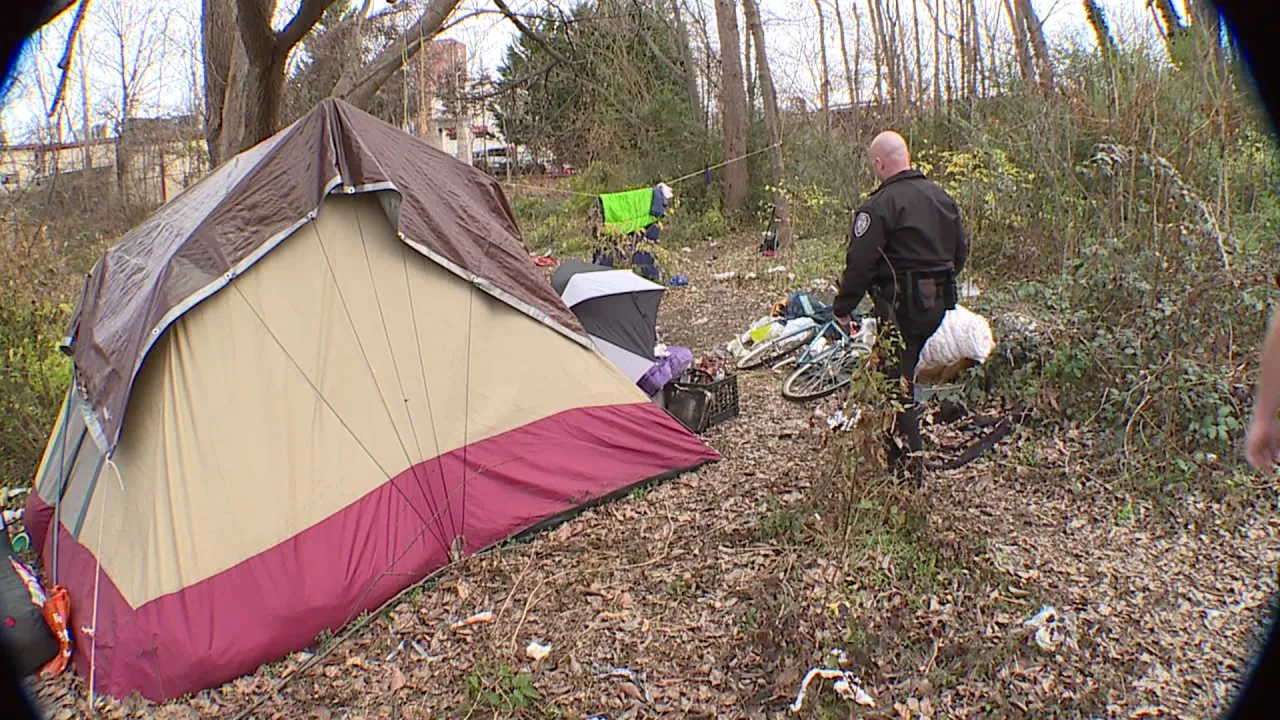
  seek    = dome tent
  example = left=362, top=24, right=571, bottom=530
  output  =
left=550, top=259, right=665, bottom=383
left=24, top=98, right=718, bottom=701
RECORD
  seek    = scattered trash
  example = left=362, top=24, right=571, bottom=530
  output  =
left=744, top=271, right=758, bottom=280
left=525, top=640, right=552, bottom=661
left=789, top=668, right=875, bottom=712
left=667, top=274, right=689, bottom=287
left=449, top=610, right=495, bottom=631
left=766, top=265, right=788, bottom=274
left=593, top=663, right=653, bottom=704
left=712, top=271, right=737, bottom=281
left=532, top=255, right=558, bottom=268
left=825, top=407, right=861, bottom=432
left=409, top=638, right=435, bottom=660
left=385, top=639, right=406, bottom=661
left=2, top=509, right=22, bottom=525
left=1024, top=605, right=1074, bottom=653
left=6, top=487, right=28, bottom=499
left=681, top=247, right=693, bottom=253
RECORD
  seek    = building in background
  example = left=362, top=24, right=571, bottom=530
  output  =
left=407, top=39, right=509, bottom=164
left=0, top=114, right=206, bottom=207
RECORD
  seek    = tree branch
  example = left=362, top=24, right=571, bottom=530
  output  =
left=334, top=0, right=462, bottom=109
left=234, top=0, right=276, bottom=62
left=493, top=0, right=573, bottom=67
left=456, top=60, right=559, bottom=102
left=36, top=0, right=78, bottom=29
left=47, top=0, right=92, bottom=120
left=275, top=0, right=336, bottom=54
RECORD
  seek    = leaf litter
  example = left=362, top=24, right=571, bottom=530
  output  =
left=30, top=237, right=1280, bottom=718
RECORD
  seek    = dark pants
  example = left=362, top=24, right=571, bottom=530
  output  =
left=873, top=293, right=948, bottom=479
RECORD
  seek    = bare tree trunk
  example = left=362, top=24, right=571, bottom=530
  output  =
left=201, top=0, right=233, bottom=165
left=955, top=0, right=968, bottom=100
left=893, top=0, right=909, bottom=108
left=969, top=0, right=982, bottom=96
left=203, top=0, right=462, bottom=166
left=868, top=0, right=885, bottom=104
left=834, top=1, right=856, bottom=106
left=1082, top=0, right=1115, bottom=57
left=743, top=0, right=794, bottom=248
left=743, top=19, right=755, bottom=111
left=852, top=3, right=862, bottom=107
left=1002, top=0, right=1034, bottom=89
left=923, top=0, right=942, bottom=108
left=78, top=19, right=91, bottom=170
left=1016, top=0, right=1053, bottom=91
left=911, top=0, right=924, bottom=109
left=813, top=0, right=831, bottom=129
left=1151, top=0, right=1186, bottom=60
left=713, top=0, right=749, bottom=214
left=669, top=0, right=704, bottom=129
left=941, top=0, right=953, bottom=103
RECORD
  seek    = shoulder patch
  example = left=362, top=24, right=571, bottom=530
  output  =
left=853, top=212, right=872, bottom=238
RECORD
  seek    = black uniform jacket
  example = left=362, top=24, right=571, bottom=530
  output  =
left=833, top=169, right=969, bottom=318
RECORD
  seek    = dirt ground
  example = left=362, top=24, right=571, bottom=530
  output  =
left=34, top=237, right=1280, bottom=719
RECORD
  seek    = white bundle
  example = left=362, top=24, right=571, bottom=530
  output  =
left=918, top=304, right=994, bottom=373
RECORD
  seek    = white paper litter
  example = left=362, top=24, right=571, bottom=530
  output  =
left=825, top=407, right=861, bottom=432
left=1024, top=605, right=1074, bottom=653
left=525, top=640, right=552, bottom=661
left=767, top=265, right=788, bottom=274
left=789, top=667, right=875, bottom=713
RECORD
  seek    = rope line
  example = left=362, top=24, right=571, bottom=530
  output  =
left=499, top=142, right=780, bottom=197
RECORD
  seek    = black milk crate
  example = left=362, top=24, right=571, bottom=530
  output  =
left=665, top=369, right=740, bottom=433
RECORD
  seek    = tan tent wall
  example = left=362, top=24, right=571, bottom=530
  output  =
left=58, top=193, right=646, bottom=608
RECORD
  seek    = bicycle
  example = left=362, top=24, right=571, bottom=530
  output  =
left=780, top=315, right=878, bottom=401
left=734, top=315, right=824, bottom=371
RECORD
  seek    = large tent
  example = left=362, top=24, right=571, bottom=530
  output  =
left=551, top=260, right=665, bottom=382
left=23, top=99, right=719, bottom=702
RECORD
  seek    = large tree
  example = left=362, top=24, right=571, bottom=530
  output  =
left=743, top=0, right=793, bottom=248
left=490, top=0, right=703, bottom=171
left=202, top=0, right=462, bottom=166
left=712, top=0, right=748, bottom=214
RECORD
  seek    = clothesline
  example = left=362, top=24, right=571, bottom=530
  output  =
left=498, top=142, right=781, bottom=198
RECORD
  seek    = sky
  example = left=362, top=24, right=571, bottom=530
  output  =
left=0, top=0, right=1182, bottom=144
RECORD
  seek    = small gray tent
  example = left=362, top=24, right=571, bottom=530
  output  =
left=551, top=260, right=665, bottom=382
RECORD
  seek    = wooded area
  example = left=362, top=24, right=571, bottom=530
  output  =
left=4, top=0, right=1280, bottom=717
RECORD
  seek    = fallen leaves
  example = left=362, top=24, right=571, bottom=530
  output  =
left=27, top=236, right=1280, bottom=720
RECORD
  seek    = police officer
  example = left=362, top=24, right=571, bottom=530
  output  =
left=832, top=130, right=969, bottom=483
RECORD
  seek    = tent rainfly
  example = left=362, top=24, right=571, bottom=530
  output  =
left=550, top=260, right=666, bottom=383
left=23, top=98, right=719, bottom=702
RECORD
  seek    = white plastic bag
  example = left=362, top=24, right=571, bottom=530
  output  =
left=918, top=305, right=993, bottom=372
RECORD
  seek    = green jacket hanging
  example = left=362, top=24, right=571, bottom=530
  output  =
left=599, top=187, right=658, bottom=236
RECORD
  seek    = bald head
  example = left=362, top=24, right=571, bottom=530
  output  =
left=868, top=130, right=911, bottom=182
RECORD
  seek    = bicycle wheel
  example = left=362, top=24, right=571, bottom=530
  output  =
left=736, top=326, right=820, bottom=370
left=781, top=343, right=873, bottom=401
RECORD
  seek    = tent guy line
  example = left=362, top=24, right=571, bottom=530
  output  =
left=497, top=142, right=782, bottom=197
left=22, top=98, right=720, bottom=702
left=354, top=207, right=465, bottom=547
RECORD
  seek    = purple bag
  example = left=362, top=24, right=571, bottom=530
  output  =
left=638, top=346, right=693, bottom=396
